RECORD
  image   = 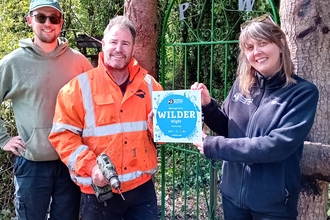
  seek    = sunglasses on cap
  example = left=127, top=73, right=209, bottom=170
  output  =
left=240, top=14, right=275, bottom=30
left=31, top=14, right=62, bottom=25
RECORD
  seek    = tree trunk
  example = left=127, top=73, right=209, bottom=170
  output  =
left=301, top=142, right=330, bottom=181
left=124, top=0, right=158, bottom=79
left=279, top=0, right=330, bottom=144
left=280, top=0, right=330, bottom=219
left=299, top=142, right=330, bottom=220
left=298, top=177, right=328, bottom=220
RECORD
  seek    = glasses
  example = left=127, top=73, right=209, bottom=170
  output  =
left=240, top=14, right=275, bottom=30
left=31, top=14, right=62, bottom=25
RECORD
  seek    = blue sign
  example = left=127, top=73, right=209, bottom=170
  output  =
left=152, top=90, right=202, bottom=143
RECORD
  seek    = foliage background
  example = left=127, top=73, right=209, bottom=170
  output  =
left=0, top=0, right=329, bottom=219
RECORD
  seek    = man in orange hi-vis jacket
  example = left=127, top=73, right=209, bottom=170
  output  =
left=49, top=16, right=163, bottom=220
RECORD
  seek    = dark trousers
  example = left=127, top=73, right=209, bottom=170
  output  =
left=14, top=156, right=81, bottom=220
left=80, top=179, right=158, bottom=220
left=222, top=195, right=296, bottom=220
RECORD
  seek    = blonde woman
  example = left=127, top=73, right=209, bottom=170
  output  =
left=191, top=14, right=319, bottom=219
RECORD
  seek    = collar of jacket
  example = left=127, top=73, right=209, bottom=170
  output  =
left=97, top=52, right=141, bottom=82
left=255, top=69, right=286, bottom=90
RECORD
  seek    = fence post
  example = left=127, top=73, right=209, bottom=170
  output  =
left=209, top=160, right=218, bottom=220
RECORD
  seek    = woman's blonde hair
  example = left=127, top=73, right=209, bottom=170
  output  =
left=237, top=15, right=295, bottom=96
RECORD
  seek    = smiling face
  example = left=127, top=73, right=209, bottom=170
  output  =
left=244, top=39, right=282, bottom=77
left=27, top=7, right=63, bottom=47
left=102, top=25, right=135, bottom=71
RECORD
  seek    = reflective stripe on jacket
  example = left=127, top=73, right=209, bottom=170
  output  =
left=49, top=52, right=163, bottom=194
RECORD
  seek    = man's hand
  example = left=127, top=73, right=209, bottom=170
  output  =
left=3, top=136, right=25, bottom=156
left=91, top=164, right=108, bottom=187
left=148, top=111, right=154, bottom=126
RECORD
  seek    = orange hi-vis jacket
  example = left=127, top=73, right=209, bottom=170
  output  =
left=49, top=52, right=163, bottom=194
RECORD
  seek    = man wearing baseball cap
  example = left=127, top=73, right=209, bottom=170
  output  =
left=0, top=0, right=93, bottom=219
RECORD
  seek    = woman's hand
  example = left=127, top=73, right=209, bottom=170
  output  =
left=191, top=82, right=211, bottom=106
left=193, top=132, right=207, bottom=155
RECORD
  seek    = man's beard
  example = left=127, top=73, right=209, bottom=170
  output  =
left=105, top=54, right=131, bottom=70
left=39, top=35, right=58, bottom=43
left=35, top=30, right=58, bottom=44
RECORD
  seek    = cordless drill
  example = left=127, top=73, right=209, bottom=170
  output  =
left=91, top=153, right=125, bottom=203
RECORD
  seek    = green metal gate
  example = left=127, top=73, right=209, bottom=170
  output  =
left=158, top=0, right=278, bottom=219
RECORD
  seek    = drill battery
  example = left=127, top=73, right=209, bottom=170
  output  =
left=91, top=182, right=113, bottom=203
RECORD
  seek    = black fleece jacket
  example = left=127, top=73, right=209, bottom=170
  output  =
left=202, top=70, right=318, bottom=217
